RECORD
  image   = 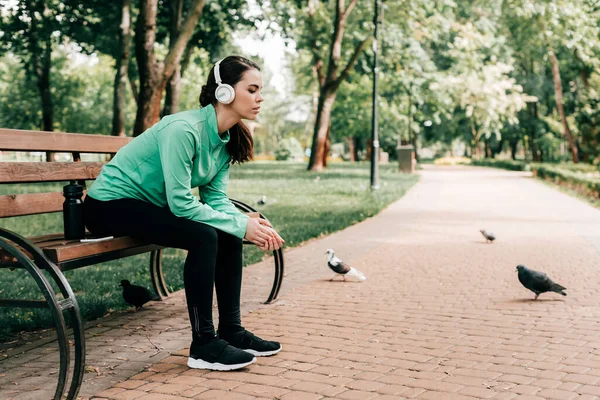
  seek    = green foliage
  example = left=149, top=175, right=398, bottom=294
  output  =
left=275, top=137, right=304, bottom=161
left=0, top=54, right=41, bottom=130
left=472, top=158, right=529, bottom=171
left=0, top=0, right=66, bottom=65
left=534, top=164, right=600, bottom=199
left=574, top=73, right=600, bottom=164
left=0, top=50, right=134, bottom=134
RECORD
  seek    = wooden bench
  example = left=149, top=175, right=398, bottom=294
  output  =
left=0, top=128, right=284, bottom=400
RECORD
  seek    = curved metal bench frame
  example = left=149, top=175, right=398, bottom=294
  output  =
left=230, top=198, right=284, bottom=304
left=0, top=228, right=85, bottom=400
left=0, top=198, right=283, bottom=400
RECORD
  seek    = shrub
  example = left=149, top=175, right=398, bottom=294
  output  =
left=275, top=137, right=304, bottom=161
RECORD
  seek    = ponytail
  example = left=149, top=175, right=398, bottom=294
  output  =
left=228, top=122, right=254, bottom=164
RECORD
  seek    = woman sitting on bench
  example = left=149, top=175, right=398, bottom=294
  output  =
left=83, top=55, right=284, bottom=371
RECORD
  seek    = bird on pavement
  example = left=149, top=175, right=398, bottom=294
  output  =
left=325, top=249, right=366, bottom=282
left=120, top=280, right=160, bottom=310
left=516, top=264, right=567, bottom=300
left=480, top=229, right=496, bottom=243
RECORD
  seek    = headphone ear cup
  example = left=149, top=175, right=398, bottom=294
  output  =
left=215, top=83, right=235, bottom=104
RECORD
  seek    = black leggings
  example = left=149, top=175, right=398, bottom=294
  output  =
left=83, top=195, right=243, bottom=338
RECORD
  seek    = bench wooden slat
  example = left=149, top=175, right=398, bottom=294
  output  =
left=42, top=236, right=152, bottom=264
left=27, top=232, right=67, bottom=244
left=0, top=129, right=131, bottom=153
left=0, top=235, right=155, bottom=266
left=0, top=192, right=65, bottom=218
left=0, top=162, right=105, bottom=183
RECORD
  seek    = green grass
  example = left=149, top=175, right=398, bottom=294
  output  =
left=0, top=162, right=418, bottom=339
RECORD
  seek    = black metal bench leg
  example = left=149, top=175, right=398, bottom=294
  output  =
left=229, top=199, right=285, bottom=304
left=44, top=263, right=85, bottom=400
left=150, top=249, right=169, bottom=299
left=0, top=232, right=75, bottom=400
left=66, top=307, right=85, bottom=400
left=267, top=247, right=284, bottom=304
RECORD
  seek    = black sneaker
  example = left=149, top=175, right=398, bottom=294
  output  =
left=187, top=337, right=256, bottom=371
left=219, top=329, right=282, bottom=357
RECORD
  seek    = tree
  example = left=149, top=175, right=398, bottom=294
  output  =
left=113, top=0, right=133, bottom=136
left=0, top=0, right=65, bottom=135
left=133, top=0, right=206, bottom=135
left=270, top=0, right=372, bottom=170
left=0, top=50, right=125, bottom=136
left=158, top=0, right=253, bottom=117
left=503, top=0, right=600, bottom=163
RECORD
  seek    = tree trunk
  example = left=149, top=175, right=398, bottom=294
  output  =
left=470, top=122, right=478, bottom=160
left=580, top=68, right=589, bottom=88
left=162, top=0, right=183, bottom=117
left=305, top=0, right=368, bottom=171
left=128, top=62, right=139, bottom=103
left=510, top=140, right=518, bottom=160
left=133, top=0, right=161, bottom=135
left=33, top=37, right=55, bottom=161
left=163, top=42, right=194, bottom=116
left=579, top=68, right=591, bottom=163
left=26, top=0, right=55, bottom=161
left=133, top=0, right=205, bottom=136
left=529, top=102, right=541, bottom=161
left=323, top=126, right=331, bottom=168
left=112, top=0, right=132, bottom=137
left=549, top=49, right=578, bottom=163
left=410, top=132, right=419, bottom=162
left=346, top=136, right=356, bottom=161
left=163, top=67, right=181, bottom=116
left=406, top=85, right=412, bottom=147
left=37, top=39, right=53, bottom=132
left=308, top=91, right=336, bottom=171
left=492, top=137, right=504, bottom=158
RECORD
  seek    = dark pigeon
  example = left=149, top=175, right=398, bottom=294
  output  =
left=480, top=229, right=496, bottom=243
left=120, top=280, right=160, bottom=310
left=516, top=264, right=567, bottom=300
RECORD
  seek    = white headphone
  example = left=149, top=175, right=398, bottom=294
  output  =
left=214, top=59, right=235, bottom=104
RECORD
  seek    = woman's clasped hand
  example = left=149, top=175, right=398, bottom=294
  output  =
left=244, top=217, right=284, bottom=251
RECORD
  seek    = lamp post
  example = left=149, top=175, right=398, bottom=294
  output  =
left=370, top=0, right=383, bottom=190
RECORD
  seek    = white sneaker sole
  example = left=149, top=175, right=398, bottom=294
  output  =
left=244, top=345, right=282, bottom=357
left=187, top=356, right=256, bottom=371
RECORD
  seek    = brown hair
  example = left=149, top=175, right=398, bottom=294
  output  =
left=199, top=55, right=258, bottom=164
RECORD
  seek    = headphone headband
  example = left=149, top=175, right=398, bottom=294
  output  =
left=214, top=59, right=224, bottom=85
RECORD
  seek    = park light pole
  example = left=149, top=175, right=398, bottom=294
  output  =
left=370, top=0, right=383, bottom=190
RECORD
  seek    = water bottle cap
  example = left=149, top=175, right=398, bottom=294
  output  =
left=63, top=182, right=83, bottom=195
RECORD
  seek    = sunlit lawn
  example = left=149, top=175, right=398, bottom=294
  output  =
left=0, top=161, right=418, bottom=339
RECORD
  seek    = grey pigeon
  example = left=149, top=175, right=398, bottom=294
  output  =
left=256, top=195, right=267, bottom=205
left=120, top=280, right=160, bottom=310
left=480, top=229, right=496, bottom=243
left=516, top=265, right=567, bottom=300
left=325, top=249, right=366, bottom=282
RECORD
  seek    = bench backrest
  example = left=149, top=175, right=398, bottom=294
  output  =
left=0, top=129, right=132, bottom=218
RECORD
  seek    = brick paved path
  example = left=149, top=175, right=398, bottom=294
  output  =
left=2, top=165, right=600, bottom=400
